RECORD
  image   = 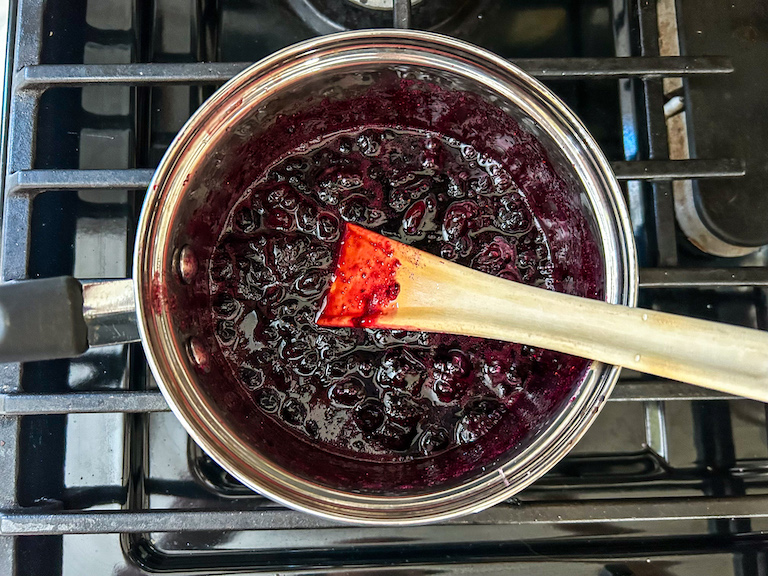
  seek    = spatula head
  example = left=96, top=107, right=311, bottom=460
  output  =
left=316, top=223, right=403, bottom=328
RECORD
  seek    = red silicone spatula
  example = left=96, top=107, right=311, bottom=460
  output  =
left=317, top=223, right=768, bottom=403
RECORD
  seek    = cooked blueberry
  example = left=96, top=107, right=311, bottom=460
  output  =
left=239, top=366, right=265, bottom=390
left=357, top=131, right=381, bottom=156
left=496, top=195, right=532, bottom=233
left=376, top=422, right=417, bottom=451
left=281, top=340, right=309, bottom=362
left=418, top=426, right=450, bottom=456
left=354, top=399, right=385, bottom=433
left=213, top=294, right=241, bottom=319
left=442, top=201, right=478, bottom=241
left=340, top=195, right=368, bottom=223
left=375, top=350, right=426, bottom=392
left=473, top=236, right=519, bottom=280
left=234, top=206, right=257, bottom=233
left=338, top=137, right=353, bottom=154
left=294, top=350, right=319, bottom=376
left=280, top=398, right=307, bottom=426
left=403, top=200, right=426, bottom=235
left=305, top=420, right=320, bottom=438
left=267, top=185, right=298, bottom=210
left=238, top=264, right=275, bottom=300
left=329, top=378, right=366, bottom=406
left=296, top=203, right=317, bottom=232
left=455, top=397, right=506, bottom=444
left=295, top=269, right=326, bottom=296
left=316, top=212, right=340, bottom=241
left=216, top=319, right=237, bottom=345
left=304, top=244, right=332, bottom=267
left=366, top=164, right=384, bottom=181
left=265, top=208, right=293, bottom=230
left=211, top=252, right=234, bottom=282
left=434, top=349, right=471, bottom=378
left=255, top=389, right=280, bottom=413
left=383, top=391, right=423, bottom=426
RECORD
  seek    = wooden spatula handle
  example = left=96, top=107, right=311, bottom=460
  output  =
left=395, top=255, right=768, bottom=403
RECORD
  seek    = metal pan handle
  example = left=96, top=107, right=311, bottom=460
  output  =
left=0, top=277, right=139, bottom=363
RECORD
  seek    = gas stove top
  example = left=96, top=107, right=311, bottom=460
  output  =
left=3, top=0, right=768, bottom=574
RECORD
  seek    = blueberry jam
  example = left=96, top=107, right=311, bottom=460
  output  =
left=210, top=126, right=587, bottom=457
left=181, top=79, right=605, bottom=492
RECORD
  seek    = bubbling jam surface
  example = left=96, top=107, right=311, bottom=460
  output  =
left=205, top=125, right=600, bottom=463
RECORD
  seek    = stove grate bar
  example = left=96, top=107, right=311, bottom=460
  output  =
left=6, top=168, right=155, bottom=194
left=14, top=56, right=733, bottom=90
left=639, top=267, right=768, bottom=288
left=611, top=159, right=744, bottom=180
left=4, top=160, right=743, bottom=198
left=0, top=377, right=747, bottom=417
left=0, top=391, right=169, bottom=415
left=3, top=494, right=768, bottom=534
left=392, top=0, right=412, bottom=29
left=611, top=379, right=733, bottom=401
left=516, top=56, right=733, bottom=79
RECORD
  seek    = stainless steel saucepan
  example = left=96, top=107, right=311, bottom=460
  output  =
left=0, top=30, right=637, bottom=524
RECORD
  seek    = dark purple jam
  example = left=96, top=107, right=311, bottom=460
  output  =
left=181, top=78, right=604, bottom=492
left=208, top=125, right=583, bottom=461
